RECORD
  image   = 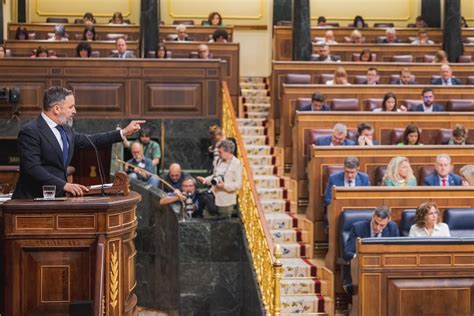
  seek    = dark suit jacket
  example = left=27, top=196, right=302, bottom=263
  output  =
left=316, top=55, right=340, bottom=62
left=392, top=79, right=417, bottom=85
left=344, top=220, right=399, bottom=261
left=315, top=135, right=355, bottom=146
left=299, top=104, right=330, bottom=112
left=324, top=171, right=370, bottom=206
left=430, top=77, right=462, bottom=85
left=110, top=51, right=136, bottom=58
left=12, top=115, right=122, bottom=199
left=382, top=38, right=401, bottom=43
left=409, top=103, right=445, bottom=112
left=360, top=80, right=379, bottom=85
left=423, top=172, right=462, bottom=186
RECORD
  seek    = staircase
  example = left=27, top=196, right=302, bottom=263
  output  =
left=238, top=78, right=334, bottom=315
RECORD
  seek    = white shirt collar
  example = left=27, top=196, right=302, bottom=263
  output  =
left=41, top=112, right=59, bottom=128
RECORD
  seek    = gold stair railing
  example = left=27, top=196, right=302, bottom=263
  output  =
left=222, top=81, right=282, bottom=315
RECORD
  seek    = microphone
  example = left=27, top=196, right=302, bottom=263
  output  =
left=84, top=134, right=106, bottom=196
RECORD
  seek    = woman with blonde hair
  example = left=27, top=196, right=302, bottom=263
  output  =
left=326, top=67, right=351, bottom=85
left=459, top=164, right=474, bottom=186
left=383, top=156, right=417, bottom=187
left=432, top=50, right=448, bottom=63
left=409, top=202, right=450, bottom=237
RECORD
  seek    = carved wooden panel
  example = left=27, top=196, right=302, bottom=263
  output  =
left=388, top=278, right=472, bottom=316
left=21, top=244, right=92, bottom=315
left=144, top=83, right=202, bottom=116
left=68, top=82, right=125, bottom=114
left=0, top=59, right=224, bottom=118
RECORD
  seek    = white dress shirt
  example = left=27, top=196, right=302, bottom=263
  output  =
left=408, top=222, right=451, bottom=237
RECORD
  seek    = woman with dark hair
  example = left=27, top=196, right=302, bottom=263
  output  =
left=33, top=46, right=49, bottom=58
left=110, top=12, right=125, bottom=24
left=398, top=124, right=422, bottom=145
left=352, top=15, right=367, bottom=28
left=83, top=12, right=95, bottom=25
left=204, top=12, right=223, bottom=26
left=82, top=25, right=97, bottom=41
left=211, top=29, right=229, bottom=43
left=374, top=92, right=407, bottom=112
left=359, top=48, right=373, bottom=62
left=409, top=202, right=450, bottom=237
left=155, top=44, right=168, bottom=59
left=15, top=26, right=29, bottom=40
left=317, top=16, right=327, bottom=26
left=76, top=42, right=92, bottom=58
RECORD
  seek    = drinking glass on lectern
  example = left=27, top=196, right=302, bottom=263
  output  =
left=42, top=185, right=56, bottom=199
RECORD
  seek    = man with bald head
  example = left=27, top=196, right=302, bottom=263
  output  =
left=160, top=162, right=189, bottom=193
left=125, top=142, right=159, bottom=187
left=431, top=64, right=462, bottom=85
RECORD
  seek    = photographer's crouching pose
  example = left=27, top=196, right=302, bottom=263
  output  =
left=197, top=140, right=242, bottom=218
left=160, top=176, right=205, bottom=218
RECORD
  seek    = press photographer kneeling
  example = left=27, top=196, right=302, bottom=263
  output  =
left=160, top=176, right=205, bottom=218
left=197, top=140, right=242, bottom=218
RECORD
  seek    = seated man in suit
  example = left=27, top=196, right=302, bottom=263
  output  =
left=299, top=92, right=330, bottom=111
left=409, top=87, right=445, bottom=112
left=315, top=123, right=355, bottom=146
left=362, top=67, right=379, bottom=85
left=393, top=68, right=416, bottom=85
left=342, top=207, right=399, bottom=294
left=411, top=29, right=434, bottom=45
left=175, top=24, right=190, bottom=41
left=382, top=28, right=400, bottom=43
left=431, top=64, right=462, bottom=85
left=424, top=154, right=462, bottom=186
left=357, top=122, right=378, bottom=146
left=315, top=44, right=340, bottom=62
left=324, top=156, right=370, bottom=206
left=197, top=44, right=210, bottom=59
left=111, top=38, right=136, bottom=58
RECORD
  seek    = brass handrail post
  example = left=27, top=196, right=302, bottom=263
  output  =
left=273, top=244, right=283, bottom=316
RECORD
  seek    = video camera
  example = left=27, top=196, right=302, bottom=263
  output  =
left=210, top=175, right=224, bottom=185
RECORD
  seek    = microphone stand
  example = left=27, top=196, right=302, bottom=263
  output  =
left=85, top=134, right=106, bottom=196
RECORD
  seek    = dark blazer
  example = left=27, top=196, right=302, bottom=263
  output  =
left=299, top=104, right=330, bottom=112
left=360, top=80, right=379, bottom=85
left=392, top=79, right=417, bottom=85
left=423, top=172, right=462, bottom=186
left=430, top=77, right=462, bottom=85
left=410, top=103, right=445, bottom=112
left=344, top=219, right=399, bottom=261
left=324, top=171, right=370, bottom=206
left=110, top=51, right=136, bottom=58
left=12, top=115, right=122, bottom=199
left=315, top=135, right=355, bottom=146
left=382, top=38, right=401, bottom=43
left=316, top=55, right=340, bottom=62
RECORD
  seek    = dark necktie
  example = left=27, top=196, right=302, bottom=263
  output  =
left=347, top=180, right=353, bottom=188
left=441, top=178, right=447, bottom=186
left=56, top=125, right=69, bottom=167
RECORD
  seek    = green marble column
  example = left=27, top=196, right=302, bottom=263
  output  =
left=140, top=0, right=159, bottom=58
left=273, top=0, right=292, bottom=25
left=421, top=0, right=441, bottom=27
left=0, top=0, right=3, bottom=44
left=443, top=0, right=463, bottom=62
left=292, top=0, right=311, bottom=61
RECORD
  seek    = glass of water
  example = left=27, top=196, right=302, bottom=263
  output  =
left=42, top=185, right=56, bottom=199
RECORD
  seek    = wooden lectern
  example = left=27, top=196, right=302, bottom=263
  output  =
left=1, top=177, right=141, bottom=316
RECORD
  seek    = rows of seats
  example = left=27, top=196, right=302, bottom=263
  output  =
left=310, top=53, right=472, bottom=63
left=296, top=97, right=474, bottom=112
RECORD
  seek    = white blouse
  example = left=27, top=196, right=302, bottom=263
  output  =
left=408, top=222, right=451, bottom=237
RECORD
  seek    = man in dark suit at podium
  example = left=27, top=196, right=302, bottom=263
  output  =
left=12, top=86, right=144, bottom=199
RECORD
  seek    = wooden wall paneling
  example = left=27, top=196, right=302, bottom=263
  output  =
left=0, top=58, right=223, bottom=119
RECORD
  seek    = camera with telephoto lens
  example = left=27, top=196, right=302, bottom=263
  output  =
left=184, top=193, right=195, bottom=213
left=210, top=175, right=224, bottom=185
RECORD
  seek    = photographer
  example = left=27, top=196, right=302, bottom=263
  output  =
left=124, top=142, right=159, bottom=187
left=197, top=140, right=242, bottom=218
left=160, top=176, right=204, bottom=218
